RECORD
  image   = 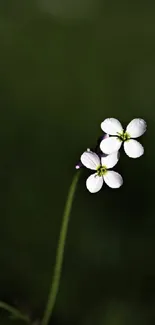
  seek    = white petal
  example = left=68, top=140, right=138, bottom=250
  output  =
left=126, top=118, right=147, bottom=138
left=81, top=151, right=100, bottom=170
left=100, top=137, right=122, bottom=154
left=124, top=139, right=144, bottom=158
left=104, top=171, right=123, bottom=188
left=101, top=151, right=119, bottom=169
left=101, top=118, right=123, bottom=135
left=86, top=173, right=103, bottom=193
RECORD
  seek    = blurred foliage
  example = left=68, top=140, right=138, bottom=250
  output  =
left=0, top=0, right=155, bottom=324
left=0, top=309, right=27, bottom=325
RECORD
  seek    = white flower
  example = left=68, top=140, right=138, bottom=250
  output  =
left=100, top=118, right=147, bottom=158
left=80, top=151, right=123, bottom=193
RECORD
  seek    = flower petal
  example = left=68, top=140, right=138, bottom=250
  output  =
left=126, top=118, right=147, bottom=138
left=101, top=118, right=123, bottom=135
left=104, top=171, right=123, bottom=188
left=81, top=151, right=100, bottom=170
left=100, top=137, right=122, bottom=154
left=86, top=173, right=103, bottom=193
left=124, top=139, right=144, bottom=158
left=101, top=151, right=119, bottom=168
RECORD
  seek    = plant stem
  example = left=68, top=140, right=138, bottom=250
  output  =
left=0, top=301, right=30, bottom=323
left=41, top=172, right=81, bottom=325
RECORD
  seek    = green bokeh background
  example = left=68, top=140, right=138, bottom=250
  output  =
left=0, top=1, right=154, bottom=324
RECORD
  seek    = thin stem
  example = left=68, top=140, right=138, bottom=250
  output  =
left=0, top=301, right=30, bottom=323
left=41, top=172, right=81, bottom=325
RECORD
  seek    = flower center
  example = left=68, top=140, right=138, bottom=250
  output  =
left=117, top=131, right=130, bottom=142
left=96, top=165, right=107, bottom=177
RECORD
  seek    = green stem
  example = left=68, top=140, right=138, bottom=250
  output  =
left=41, top=172, right=81, bottom=325
left=0, top=301, right=30, bottom=323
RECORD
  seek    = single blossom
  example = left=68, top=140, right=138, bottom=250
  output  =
left=80, top=150, right=123, bottom=193
left=100, top=118, right=147, bottom=158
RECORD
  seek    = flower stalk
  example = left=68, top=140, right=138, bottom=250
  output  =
left=41, top=171, right=81, bottom=325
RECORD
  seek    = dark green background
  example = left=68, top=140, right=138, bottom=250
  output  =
left=0, top=1, right=154, bottom=324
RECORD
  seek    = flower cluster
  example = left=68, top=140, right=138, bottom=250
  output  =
left=78, top=118, right=147, bottom=193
